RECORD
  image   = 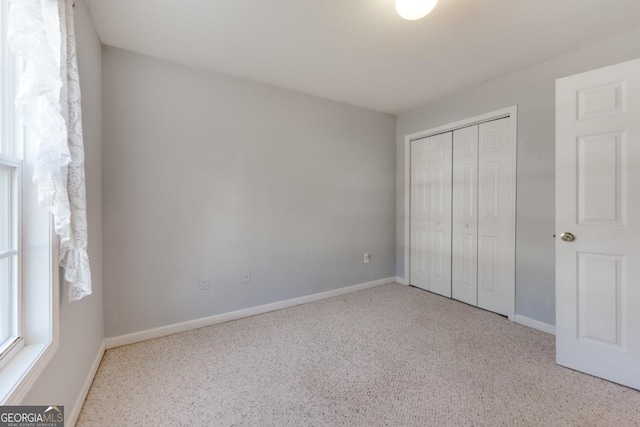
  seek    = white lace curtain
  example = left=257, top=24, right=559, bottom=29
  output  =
left=8, top=0, right=91, bottom=301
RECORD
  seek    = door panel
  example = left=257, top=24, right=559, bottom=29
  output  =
left=577, top=132, right=626, bottom=225
left=430, top=230, right=444, bottom=278
left=410, top=139, right=430, bottom=290
left=452, top=125, right=478, bottom=305
left=577, top=252, right=624, bottom=346
left=477, top=118, right=514, bottom=316
left=427, top=132, right=453, bottom=297
left=556, top=59, right=640, bottom=390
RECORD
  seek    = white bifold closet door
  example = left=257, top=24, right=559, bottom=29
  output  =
left=412, top=117, right=513, bottom=315
left=476, top=118, right=513, bottom=316
left=410, top=138, right=430, bottom=290
left=452, top=126, right=479, bottom=306
left=410, top=132, right=452, bottom=297
left=451, top=118, right=514, bottom=316
left=428, top=133, right=453, bottom=298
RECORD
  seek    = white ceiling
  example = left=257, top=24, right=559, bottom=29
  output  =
left=85, top=0, right=640, bottom=114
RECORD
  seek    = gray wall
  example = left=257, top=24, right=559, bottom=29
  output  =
left=102, top=48, right=396, bottom=338
left=396, top=27, right=640, bottom=326
left=22, top=0, right=104, bottom=420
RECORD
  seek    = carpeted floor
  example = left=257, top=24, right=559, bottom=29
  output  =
left=77, top=284, right=640, bottom=426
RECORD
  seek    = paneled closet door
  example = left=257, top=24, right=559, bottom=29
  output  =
left=477, top=117, right=514, bottom=316
left=410, top=138, right=430, bottom=290
left=427, top=132, right=453, bottom=298
left=452, top=126, right=479, bottom=306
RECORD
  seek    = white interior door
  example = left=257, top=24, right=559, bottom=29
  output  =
left=427, top=132, right=453, bottom=298
left=556, top=59, right=640, bottom=390
left=477, top=118, right=514, bottom=316
left=410, top=138, right=430, bottom=290
left=452, top=125, right=479, bottom=306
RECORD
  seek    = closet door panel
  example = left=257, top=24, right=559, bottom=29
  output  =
left=427, top=132, right=453, bottom=298
left=452, top=126, right=479, bottom=306
left=410, top=138, right=430, bottom=290
left=478, top=118, right=514, bottom=316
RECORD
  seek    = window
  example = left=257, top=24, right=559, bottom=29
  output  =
left=0, top=0, right=59, bottom=404
left=0, top=155, right=21, bottom=369
left=0, top=0, right=23, bottom=370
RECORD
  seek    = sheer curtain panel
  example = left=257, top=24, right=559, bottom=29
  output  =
left=8, top=0, right=91, bottom=301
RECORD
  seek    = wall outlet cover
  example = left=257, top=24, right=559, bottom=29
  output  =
left=199, top=277, right=210, bottom=290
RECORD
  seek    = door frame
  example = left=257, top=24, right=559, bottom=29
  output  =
left=403, top=105, right=518, bottom=321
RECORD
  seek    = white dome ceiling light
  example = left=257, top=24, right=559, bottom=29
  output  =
left=395, top=0, right=438, bottom=21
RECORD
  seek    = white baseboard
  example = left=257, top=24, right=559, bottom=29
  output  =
left=395, top=276, right=407, bottom=285
left=105, top=277, right=396, bottom=350
left=68, top=340, right=105, bottom=427
left=514, top=314, right=556, bottom=335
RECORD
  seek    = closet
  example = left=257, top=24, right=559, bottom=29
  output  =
left=409, top=116, right=515, bottom=317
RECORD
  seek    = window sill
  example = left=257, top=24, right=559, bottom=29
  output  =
left=0, top=340, right=58, bottom=404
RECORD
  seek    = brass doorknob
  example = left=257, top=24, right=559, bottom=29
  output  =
left=560, top=232, right=575, bottom=242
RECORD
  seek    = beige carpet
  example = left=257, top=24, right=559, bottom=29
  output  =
left=78, top=284, right=640, bottom=426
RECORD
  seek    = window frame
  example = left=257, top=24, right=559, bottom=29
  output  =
left=0, top=0, right=60, bottom=404
left=0, top=154, right=23, bottom=371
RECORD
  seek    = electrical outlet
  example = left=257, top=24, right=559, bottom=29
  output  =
left=242, top=272, right=251, bottom=284
left=199, top=277, right=210, bottom=290
left=364, top=253, right=370, bottom=264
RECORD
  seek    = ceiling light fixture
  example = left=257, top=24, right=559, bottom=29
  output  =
left=395, top=0, right=438, bottom=20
